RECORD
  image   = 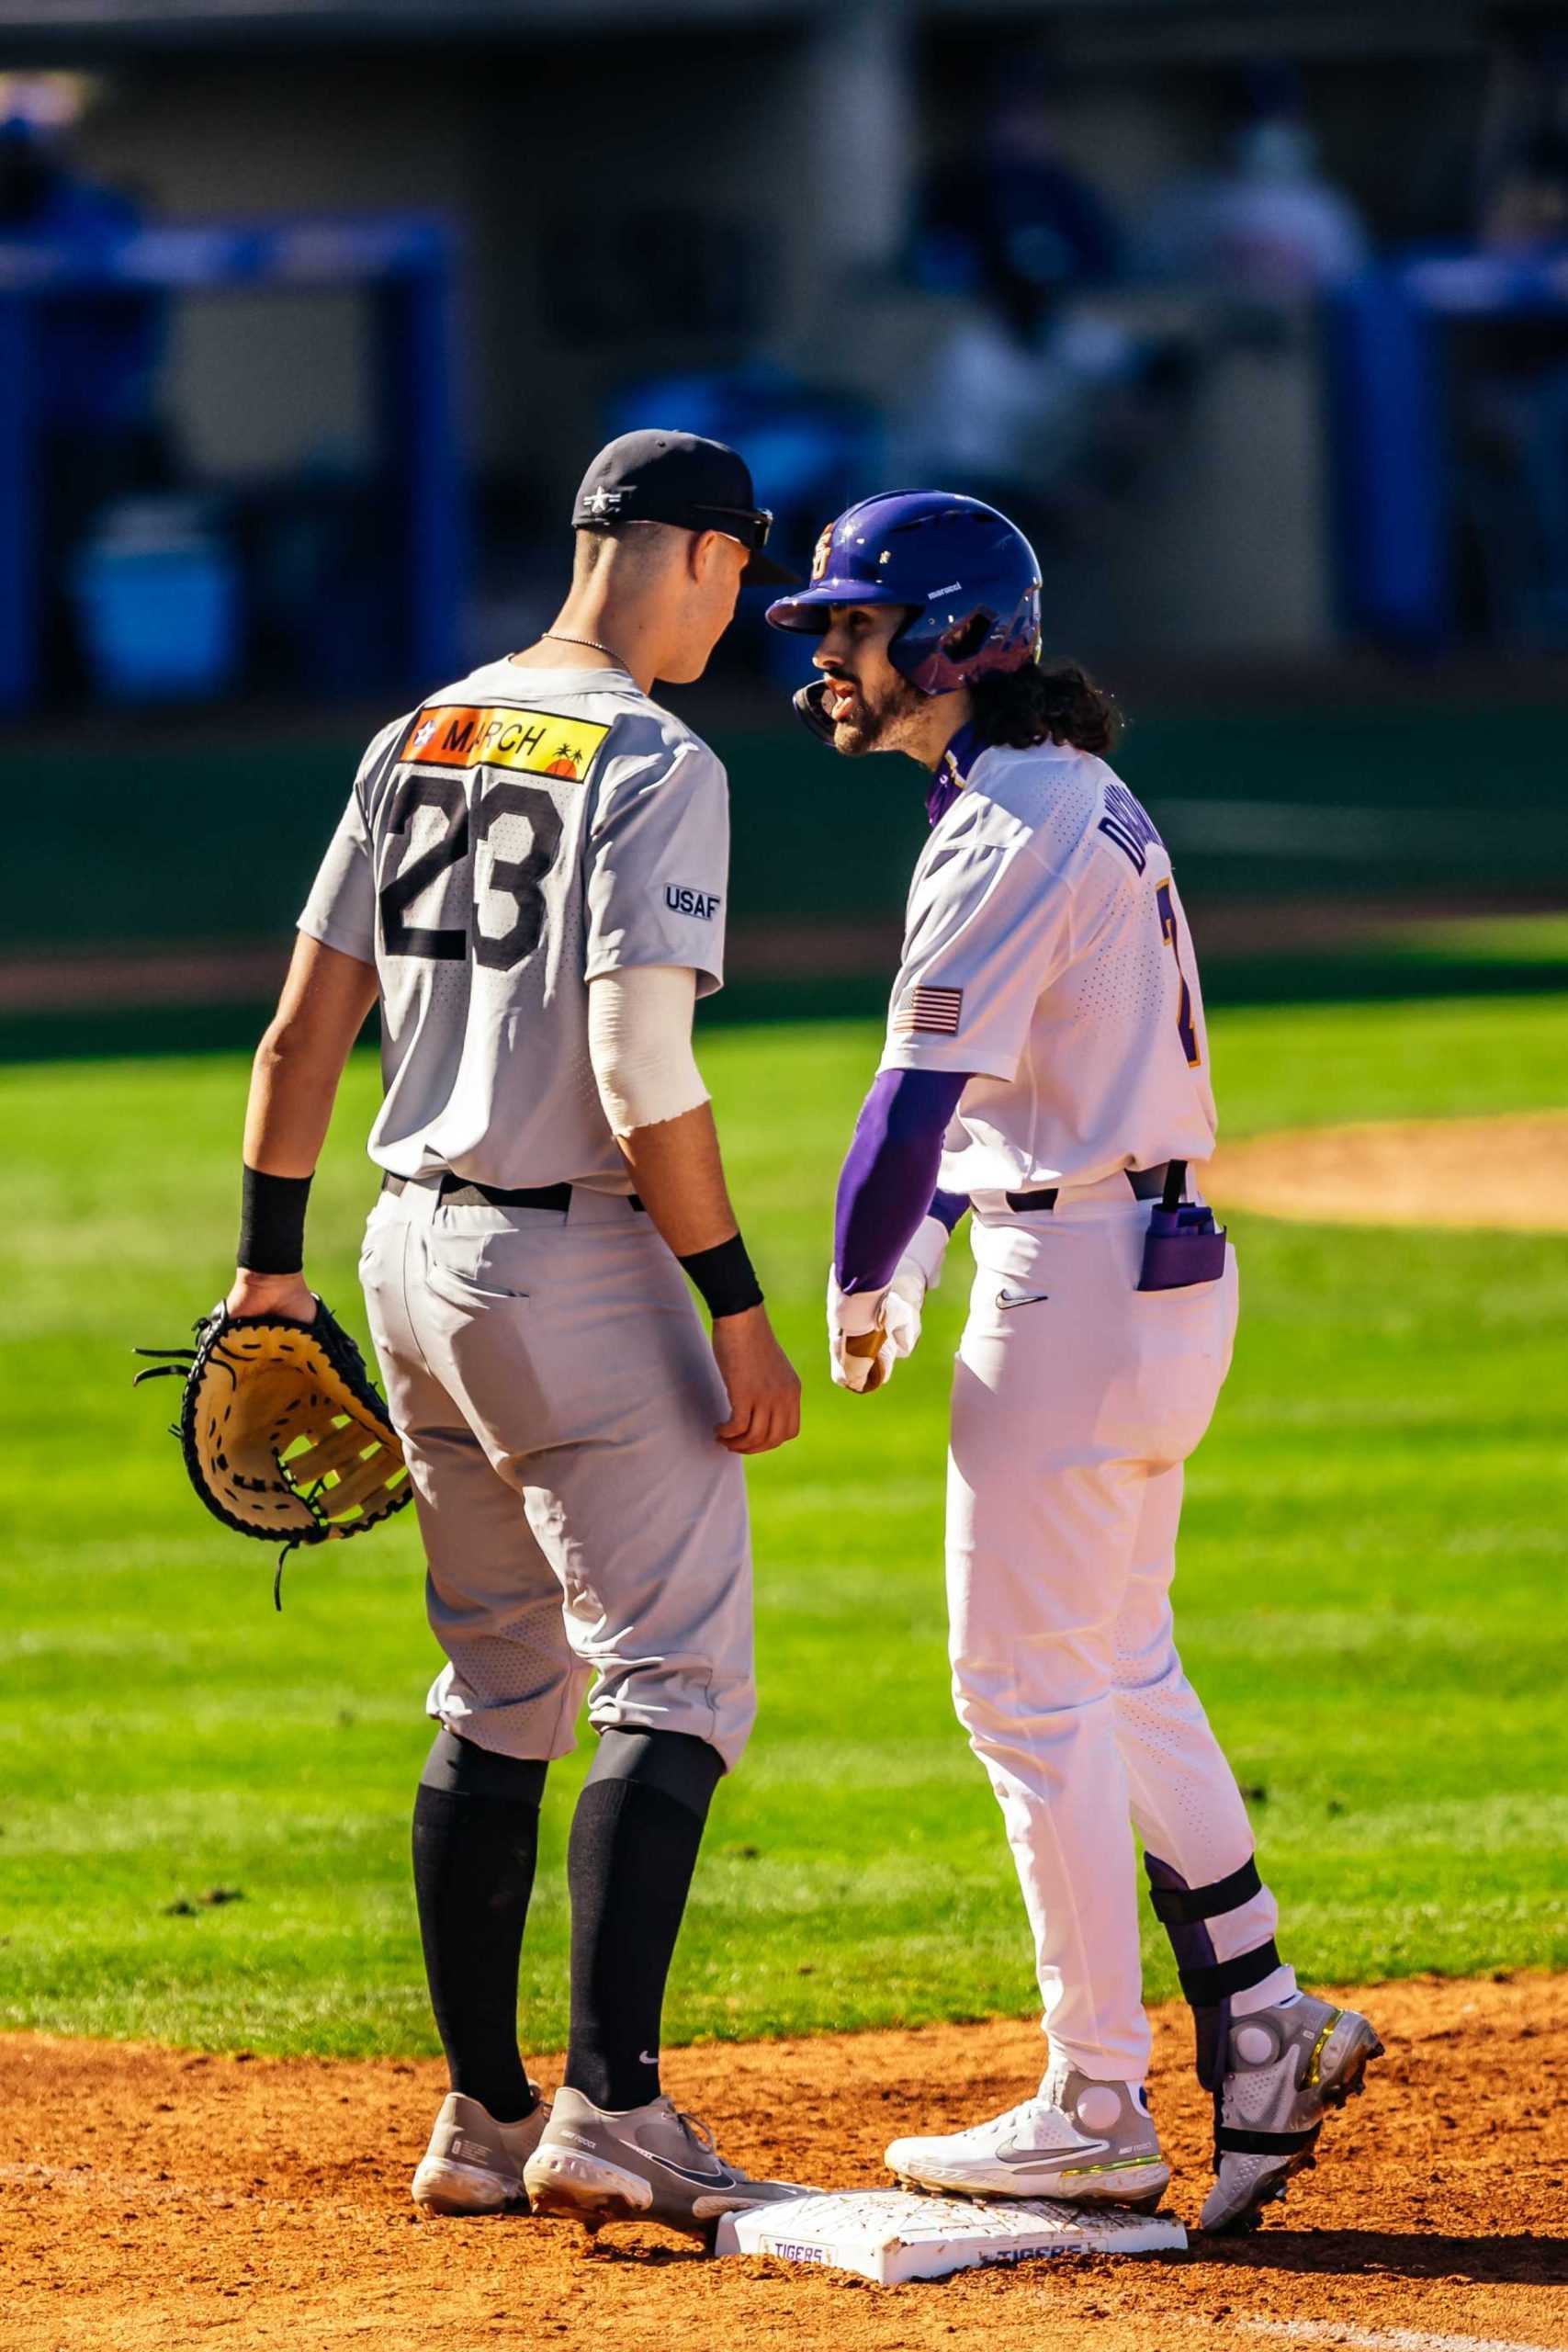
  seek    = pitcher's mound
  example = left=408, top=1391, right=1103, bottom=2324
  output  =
left=1205, top=1109, right=1568, bottom=1231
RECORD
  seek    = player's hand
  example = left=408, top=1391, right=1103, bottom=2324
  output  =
left=711, top=1306, right=802, bottom=1454
left=829, top=1269, right=901, bottom=1394
left=225, top=1269, right=317, bottom=1324
left=829, top=1218, right=950, bottom=1394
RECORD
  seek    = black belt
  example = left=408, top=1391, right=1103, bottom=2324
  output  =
left=381, top=1171, right=643, bottom=1214
left=1006, top=1161, right=1176, bottom=1215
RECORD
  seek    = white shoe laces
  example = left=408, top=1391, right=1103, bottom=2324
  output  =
left=960, top=2099, right=1041, bottom=2146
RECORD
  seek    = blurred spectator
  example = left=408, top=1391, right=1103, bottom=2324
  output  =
left=0, top=74, right=165, bottom=435
left=1481, top=122, right=1568, bottom=254
left=894, top=237, right=1148, bottom=513
left=1140, top=68, right=1369, bottom=298
left=1461, top=86, right=1568, bottom=642
left=894, top=68, right=1199, bottom=556
left=912, top=83, right=1123, bottom=301
left=0, top=74, right=172, bottom=688
left=897, top=187, right=1190, bottom=560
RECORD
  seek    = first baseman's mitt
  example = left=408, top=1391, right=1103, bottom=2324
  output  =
left=134, top=1300, right=412, bottom=1603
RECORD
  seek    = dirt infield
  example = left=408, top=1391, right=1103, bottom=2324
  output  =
left=3, top=1975, right=1565, bottom=2352
left=1206, top=1112, right=1568, bottom=1233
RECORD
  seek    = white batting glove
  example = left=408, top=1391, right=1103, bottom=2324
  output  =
left=878, top=1215, right=951, bottom=1373
left=828, top=1269, right=891, bottom=1392
left=827, top=1216, right=950, bottom=1395
left=894, top=1213, right=951, bottom=1306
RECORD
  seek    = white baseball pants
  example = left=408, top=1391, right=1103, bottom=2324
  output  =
left=946, top=1182, right=1292, bottom=2086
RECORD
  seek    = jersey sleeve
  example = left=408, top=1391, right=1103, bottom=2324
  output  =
left=880, top=837, right=1068, bottom=1081
left=297, top=718, right=404, bottom=967
left=298, top=786, right=377, bottom=966
left=583, top=738, right=729, bottom=997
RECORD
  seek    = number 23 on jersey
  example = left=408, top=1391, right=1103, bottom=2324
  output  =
left=376, top=703, right=611, bottom=972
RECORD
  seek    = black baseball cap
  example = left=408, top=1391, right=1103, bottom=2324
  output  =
left=572, top=429, right=799, bottom=586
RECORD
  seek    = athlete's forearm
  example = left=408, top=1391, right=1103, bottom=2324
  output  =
left=242, top=935, right=378, bottom=1178
left=588, top=966, right=763, bottom=1320
left=614, top=1101, right=741, bottom=1259
left=590, top=964, right=737, bottom=1253
left=834, top=1067, right=970, bottom=1294
left=230, top=939, right=376, bottom=1305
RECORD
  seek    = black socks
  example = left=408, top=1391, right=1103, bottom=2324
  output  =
left=411, top=1727, right=547, bottom=2125
left=563, top=1728, right=725, bottom=2113
left=411, top=1723, right=725, bottom=2122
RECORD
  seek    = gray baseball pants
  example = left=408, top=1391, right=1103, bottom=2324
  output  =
left=359, top=1178, right=755, bottom=1770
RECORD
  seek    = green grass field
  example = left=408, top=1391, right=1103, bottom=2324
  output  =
left=2, top=988, right=1565, bottom=2059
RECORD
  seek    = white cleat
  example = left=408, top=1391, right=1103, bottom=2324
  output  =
left=1201, top=1994, right=1384, bottom=2233
left=886, top=2066, right=1171, bottom=2209
left=523, top=2086, right=815, bottom=2243
left=412, top=2087, right=551, bottom=2216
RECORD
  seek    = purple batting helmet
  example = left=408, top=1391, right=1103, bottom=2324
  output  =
left=765, top=490, right=1042, bottom=696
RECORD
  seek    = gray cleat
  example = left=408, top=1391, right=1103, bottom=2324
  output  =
left=523, top=2086, right=814, bottom=2241
left=886, top=2064, right=1171, bottom=2209
left=1201, top=1993, right=1383, bottom=2233
left=412, top=2087, right=551, bottom=2216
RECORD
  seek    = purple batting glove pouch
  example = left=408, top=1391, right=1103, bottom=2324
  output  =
left=1138, top=1203, right=1228, bottom=1292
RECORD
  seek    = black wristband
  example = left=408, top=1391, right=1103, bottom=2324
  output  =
left=238, top=1165, right=312, bottom=1276
left=678, top=1232, right=763, bottom=1320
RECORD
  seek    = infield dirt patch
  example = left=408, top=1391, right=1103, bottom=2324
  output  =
left=3, top=1974, right=1565, bottom=2352
left=1205, top=1111, right=1568, bottom=1232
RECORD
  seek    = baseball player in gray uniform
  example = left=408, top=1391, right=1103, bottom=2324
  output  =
left=225, top=431, right=811, bottom=2239
left=767, top=491, right=1381, bottom=2233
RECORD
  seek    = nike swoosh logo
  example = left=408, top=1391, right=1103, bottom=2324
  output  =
left=997, top=1288, right=1050, bottom=1311
left=638, top=2051, right=659, bottom=2067
left=996, top=2137, right=1108, bottom=2165
left=647, top=2154, right=737, bottom=2188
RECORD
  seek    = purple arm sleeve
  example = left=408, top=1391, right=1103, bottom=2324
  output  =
left=834, top=1068, right=972, bottom=1294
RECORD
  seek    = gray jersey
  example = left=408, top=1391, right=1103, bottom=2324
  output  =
left=299, top=658, right=730, bottom=1191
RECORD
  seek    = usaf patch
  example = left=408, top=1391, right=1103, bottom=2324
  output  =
left=665, top=885, right=721, bottom=920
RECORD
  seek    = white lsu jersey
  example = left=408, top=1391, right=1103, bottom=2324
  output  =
left=299, top=659, right=730, bottom=1192
left=879, top=738, right=1216, bottom=1196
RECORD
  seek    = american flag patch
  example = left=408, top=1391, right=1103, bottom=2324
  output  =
left=893, top=984, right=964, bottom=1037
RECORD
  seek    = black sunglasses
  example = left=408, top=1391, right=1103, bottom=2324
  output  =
left=692, top=503, right=775, bottom=551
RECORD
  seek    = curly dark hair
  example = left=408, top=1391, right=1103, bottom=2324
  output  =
left=967, top=659, right=1123, bottom=757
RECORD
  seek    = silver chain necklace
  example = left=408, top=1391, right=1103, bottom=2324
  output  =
left=542, top=628, right=625, bottom=665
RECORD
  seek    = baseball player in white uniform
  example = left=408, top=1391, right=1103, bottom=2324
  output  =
left=225, top=432, right=814, bottom=2241
left=767, top=491, right=1382, bottom=2232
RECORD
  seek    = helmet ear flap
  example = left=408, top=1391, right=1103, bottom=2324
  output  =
left=941, top=609, right=994, bottom=667
left=886, top=602, right=940, bottom=695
